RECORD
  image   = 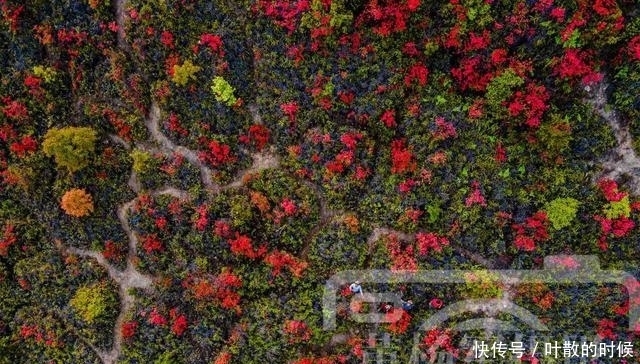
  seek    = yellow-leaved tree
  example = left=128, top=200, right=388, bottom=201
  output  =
left=42, top=126, right=97, bottom=173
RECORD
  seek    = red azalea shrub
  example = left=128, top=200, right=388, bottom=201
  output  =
left=280, top=101, right=299, bottom=123
left=421, top=328, right=456, bottom=359
left=594, top=179, right=636, bottom=250
left=160, top=30, right=174, bottom=48
left=197, top=33, right=224, bottom=56
left=598, top=179, right=627, bottom=202
left=169, top=308, right=188, bottom=336
left=121, top=320, right=138, bottom=339
left=398, top=178, right=415, bottom=194
left=432, top=117, right=457, bottom=141
left=416, top=232, right=449, bottom=255
left=184, top=270, right=243, bottom=312
left=596, top=318, right=617, bottom=340
left=386, top=308, right=411, bottom=334
left=141, top=234, right=163, bottom=254
left=386, top=234, right=417, bottom=272
left=380, top=109, right=396, bottom=128
left=228, top=234, right=267, bottom=259
left=9, top=135, right=37, bottom=157
left=555, top=49, right=602, bottom=85
left=629, top=36, right=640, bottom=61
left=239, top=124, right=271, bottom=151
left=339, top=131, right=362, bottom=150
left=2, top=99, right=28, bottom=120
left=166, top=113, right=188, bottom=137
left=0, top=224, right=17, bottom=256
left=213, top=219, right=232, bottom=238
left=390, top=139, right=416, bottom=174
left=451, top=56, right=493, bottom=91
left=198, top=139, right=236, bottom=168
left=264, top=250, right=308, bottom=277
left=356, top=0, right=420, bottom=37
left=283, top=320, right=311, bottom=343
left=404, top=63, right=429, bottom=87
left=103, top=108, right=132, bottom=141
left=148, top=307, right=167, bottom=326
left=506, top=83, right=549, bottom=128
left=280, top=198, right=297, bottom=216
left=465, top=181, right=487, bottom=207
left=254, top=0, right=310, bottom=34
left=193, top=204, right=209, bottom=231
left=512, top=211, right=550, bottom=251
left=102, top=240, right=123, bottom=261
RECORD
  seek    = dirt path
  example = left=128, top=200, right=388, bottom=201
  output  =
left=298, top=180, right=345, bottom=259
left=222, top=148, right=280, bottom=190
left=145, top=102, right=221, bottom=193
left=113, top=0, right=126, bottom=48
left=586, top=81, right=640, bottom=195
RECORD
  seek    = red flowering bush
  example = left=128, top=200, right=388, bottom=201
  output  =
left=385, top=234, right=417, bottom=272
left=228, top=234, right=267, bottom=259
left=193, top=204, right=209, bottom=231
left=283, top=319, right=311, bottom=343
left=386, top=308, right=411, bottom=334
left=148, top=308, right=167, bottom=326
left=421, top=328, right=456, bottom=360
left=404, top=63, right=429, bottom=87
left=506, top=83, right=549, bottom=128
left=9, top=135, right=38, bottom=157
left=197, top=33, right=224, bottom=56
left=280, top=101, right=299, bottom=123
left=239, top=124, right=271, bottom=151
left=380, top=109, right=396, bottom=128
left=2, top=99, right=28, bottom=120
left=198, top=139, right=236, bottom=168
left=264, top=250, right=308, bottom=277
left=254, top=0, right=310, bottom=34
left=390, top=139, right=415, bottom=175
left=465, top=181, right=487, bottom=207
left=555, top=49, right=602, bottom=85
left=121, top=321, right=138, bottom=339
left=512, top=212, right=550, bottom=251
left=169, top=308, right=188, bottom=336
left=416, top=232, right=449, bottom=256
left=141, top=234, right=164, bottom=254
left=184, top=270, right=243, bottom=312
left=0, top=224, right=17, bottom=256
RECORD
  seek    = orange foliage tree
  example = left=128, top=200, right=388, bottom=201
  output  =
left=60, top=188, right=94, bottom=217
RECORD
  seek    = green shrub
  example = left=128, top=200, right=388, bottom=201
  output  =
left=485, top=68, right=524, bottom=111
left=544, top=197, right=580, bottom=230
left=69, top=284, right=108, bottom=323
left=211, top=76, right=237, bottom=106
left=604, top=196, right=631, bottom=219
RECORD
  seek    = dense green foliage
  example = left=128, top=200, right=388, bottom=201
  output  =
left=1, top=0, right=639, bottom=363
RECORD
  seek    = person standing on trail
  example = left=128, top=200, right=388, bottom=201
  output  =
left=401, top=299, right=414, bottom=311
left=349, top=281, right=364, bottom=296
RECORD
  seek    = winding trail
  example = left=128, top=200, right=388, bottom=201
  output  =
left=298, top=180, right=345, bottom=259
left=57, top=186, right=193, bottom=364
left=145, top=102, right=220, bottom=193
left=587, top=81, right=640, bottom=195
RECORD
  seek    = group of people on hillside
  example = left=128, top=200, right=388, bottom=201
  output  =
left=349, top=281, right=414, bottom=312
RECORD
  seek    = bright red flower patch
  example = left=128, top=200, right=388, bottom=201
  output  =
left=390, top=139, right=416, bottom=174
